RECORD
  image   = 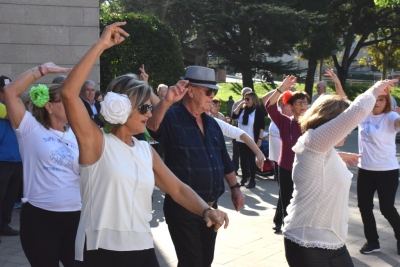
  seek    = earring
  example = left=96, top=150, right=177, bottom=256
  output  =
left=49, top=111, right=52, bottom=115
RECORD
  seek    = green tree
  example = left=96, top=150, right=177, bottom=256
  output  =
left=358, top=29, right=400, bottom=79
left=374, top=0, right=400, bottom=7
left=290, top=0, right=339, bottom=98
left=329, top=0, right=400, bottom=90
left=114, top=0, right=203, bottom=65
left=207, top=1, right=311, bottom=89
left=100, top=13, right=185, bottom=91
left=108, top=0, right=312, bottom=89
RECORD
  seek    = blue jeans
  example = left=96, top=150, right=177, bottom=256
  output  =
left=285, top=238, right=354, bottom=267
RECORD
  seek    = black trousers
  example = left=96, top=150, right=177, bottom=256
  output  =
left=278, top=166, right=294, bottom=219
left=273, top=162, right=283, bottom=227
left=164, top=195, right=217, bottom=267
left=232, top=139, right=240, bottom=172
left=357, top=168, right=400, bottom=244
left=20, top=202, right=80, bottom=267
left=75, top=244, right=159, bottom=267
left=284, top=238, right=354, bottom=267
left=0, top=161, right=22, bottom=228
left=238, top=142, right=256, bottom=182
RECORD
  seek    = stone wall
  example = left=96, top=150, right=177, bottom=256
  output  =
left=0, top=0, right=99, bottom=87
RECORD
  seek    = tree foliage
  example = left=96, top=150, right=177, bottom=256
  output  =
left=207, top=1, right=312, bottom=88
left=358, top=29, right=400, bottom=78
left=374, top=0, right=400, bottom=7
left=289, top=0, right=339, bottom=97
left=329, top=0, right=400, bottom=90
left=102, top=0, right=312, bottom=89
left=99, top=12, right=185, bottom=91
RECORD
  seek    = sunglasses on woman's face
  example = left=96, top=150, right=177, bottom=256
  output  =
left=244, top=98, right=250, bottom=101
left=138, top=104, right=153, bottom=115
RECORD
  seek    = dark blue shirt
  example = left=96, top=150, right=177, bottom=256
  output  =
left=154, top=102, right=234, bottom=203
left=0, top=119, right=22, bottom=162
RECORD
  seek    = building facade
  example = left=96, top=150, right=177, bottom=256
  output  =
left=0, top=0, right=100, bottom=87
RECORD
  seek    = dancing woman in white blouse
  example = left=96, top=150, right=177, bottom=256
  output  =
left=283, top=79, right=397, bottom=267
left=61, top=22, right=229, bottom=267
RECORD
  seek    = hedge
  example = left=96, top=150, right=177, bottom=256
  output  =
left=100, top=13, right=185, bottom=91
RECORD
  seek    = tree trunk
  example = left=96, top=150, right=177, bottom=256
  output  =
left=319, top=58, right=323, bottom=81
left=382, top=51, right=389, bottom=80
left=305, top=57, right=318, bottom=99
left=332, top=55, right=348, bottom=92
left=337, top=66, right=348, bottom=91
left=194, top=25, right=207, bottom=66
left=161, top=0, right=170, bottom=21
left=242, top=68, right=254, bottom=89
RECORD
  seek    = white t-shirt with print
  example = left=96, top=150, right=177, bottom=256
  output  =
left=358, top=111, right=400, bottom=171
left=14, top=112, right=81, bottom=211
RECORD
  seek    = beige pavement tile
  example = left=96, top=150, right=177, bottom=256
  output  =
left=2, top=132, right=400, bottom=267
left=7, top=256, right=29, bottom=264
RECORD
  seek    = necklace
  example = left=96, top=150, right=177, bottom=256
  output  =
left=49, top=127, right=67, bottom=145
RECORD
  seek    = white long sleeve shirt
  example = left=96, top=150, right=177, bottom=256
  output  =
left=214, top=117, right=245, bottom=139
left=283, top=92, right=376, bottom=249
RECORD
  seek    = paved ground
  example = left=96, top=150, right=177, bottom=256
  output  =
left=1, top=130, right=400, bottom=266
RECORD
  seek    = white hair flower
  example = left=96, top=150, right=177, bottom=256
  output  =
left=100, top=92, right=132, bottom=125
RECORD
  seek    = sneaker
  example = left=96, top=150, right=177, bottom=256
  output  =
left=0, top=225, right=19, bottom=236
left=360, top=242, right=380, bottom=254
left=14, top=202, right=22, bottom=209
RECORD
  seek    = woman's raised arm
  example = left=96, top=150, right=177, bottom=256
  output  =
left=61, top=22, right=129, bottom=164
left=4, top=63, right=70, bottom=129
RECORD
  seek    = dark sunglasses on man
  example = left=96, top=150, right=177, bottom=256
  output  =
left=189, top=85, right=218, bottom=96
left=205, top=88, right=218, bottom=96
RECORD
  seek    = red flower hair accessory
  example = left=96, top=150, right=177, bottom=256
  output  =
left=282, top=91, right=292, bottom=105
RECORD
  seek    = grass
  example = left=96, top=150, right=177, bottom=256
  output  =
left=216, top=82, right=400, bottom=117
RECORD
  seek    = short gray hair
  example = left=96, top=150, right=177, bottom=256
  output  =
left=81, top=80, right=96, bottom=91
left=157, top=84, right=168, bottom=92
left=241, top=87, right=252, bottom=96
left=105, top=74, right=152, bottom=111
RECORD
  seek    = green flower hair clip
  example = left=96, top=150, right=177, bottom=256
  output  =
left=30, top=84, right=50, bottom=108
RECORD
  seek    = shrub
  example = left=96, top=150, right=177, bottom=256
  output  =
left=100, top=13, right=185, bottom=91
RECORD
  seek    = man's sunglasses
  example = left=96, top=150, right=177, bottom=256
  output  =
left=191, top=85, right=218, bottom=96
left=138, top=104, right=153, bottom=114
left=205, top=88, right=218, bottom=96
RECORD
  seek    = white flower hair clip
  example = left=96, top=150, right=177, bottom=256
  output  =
left=100, top=92, right=132, bottom=132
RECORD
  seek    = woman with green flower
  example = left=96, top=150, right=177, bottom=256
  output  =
left=2, top=63, right=80, bottom=267
left=62, top=22, right=229, bottom=267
